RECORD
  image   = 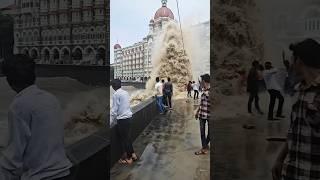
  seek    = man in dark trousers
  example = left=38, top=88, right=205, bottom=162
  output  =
left=247, top=60, right=264, bottom=115
left=0, top=54, right=72, bottom=180
left=163, top=77, right=173, bottom=110
left=161, top=79, right=167, bottom=106
left=263, top=62, right=285, bottom=120
left=111, top=79, right=138, bottom=165
left=195, top=74, right=211, bottom=155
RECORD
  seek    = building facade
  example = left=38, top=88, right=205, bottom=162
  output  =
left=113, top=0, right=210, bottom=81
left=263, top=0, right=320, bottom=65
left=113, top=0, right=176, bottom=81
left=13, top=0, right=107, bottom=65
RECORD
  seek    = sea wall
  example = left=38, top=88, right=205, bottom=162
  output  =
left=66, top=128, right=109, bottom=180
left=35, top=64, right=108, bottom=86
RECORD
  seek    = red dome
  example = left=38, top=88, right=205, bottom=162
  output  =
left=154, top=6, right=174, bottom=20
left=114, top=44, right=121, bottom=49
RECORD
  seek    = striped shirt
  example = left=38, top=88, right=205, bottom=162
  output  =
left=199, top=89, right=210, bottom=120
left=282, top=78, right=320, bottom=180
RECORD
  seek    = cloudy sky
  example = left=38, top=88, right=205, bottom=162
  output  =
left=110, top=0, right=210, bottom=63
left=0, top=0, right=14, bottom=8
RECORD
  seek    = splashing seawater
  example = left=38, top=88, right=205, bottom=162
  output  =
left=131, top=22, right=193, bottom=105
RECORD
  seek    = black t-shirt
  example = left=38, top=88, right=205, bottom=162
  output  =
left=247, top=67, right=259, bottom=92
left=164, top=82, right=173, bottom=94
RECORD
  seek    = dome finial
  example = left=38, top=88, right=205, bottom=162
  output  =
left=161, top=0, right=167, bottom=7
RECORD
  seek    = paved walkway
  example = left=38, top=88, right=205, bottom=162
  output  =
left=213, top=93, right=292, bottom=180
left=111, top=99, right=210, bottom=180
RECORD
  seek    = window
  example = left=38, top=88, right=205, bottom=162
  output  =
left=309, top=21, right=311, bottom=31
left=305, top=21, right=307, bottom=30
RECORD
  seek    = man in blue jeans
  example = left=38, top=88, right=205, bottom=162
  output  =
left=155, top=77, right=165, bottom=114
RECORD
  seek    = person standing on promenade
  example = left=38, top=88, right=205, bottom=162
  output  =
left=192, top=81, right=200, bottom=100
left=161, top=79, right=167, bottom=107
left=247, top=60, right=264, bottom=115
left=263, top=61, right=285, bottom=120
left=155, top=77, right=165, bottom=114
left=195, top=74, right=211, bottom=155
left=272, top=38, right=320, bottom=180
left=111, top=79, right=138, bottom=165
left=187, top=81, right=192, bottom=98
left=0, top=54, right=72, bottom=180
left=163, top=77, right=173, bottom=110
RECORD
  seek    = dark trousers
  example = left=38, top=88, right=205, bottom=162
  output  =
left=199, top=119, right=210, bottom=149
left=267, top=89, right=284, bottom=119
left=116, top=118, right=134, bottom=158
left=248, top=91, right=262, bottom=113
left=187, top=90, right=192, bottom=97
left=163, top=94, right=168, bottom=106
left=194, top=90, right=199, bottom=99
left=165, top=93, right=172, bottom=108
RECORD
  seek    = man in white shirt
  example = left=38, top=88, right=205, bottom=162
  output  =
left=192, top=81, right=200, bottom=99
left=0, top=54, right=72, bottom=180
left=263, top=62, right=285, bottom=120
left=154, top=77, right=165, bottom=114
left=111, top=79, right=137, bottom=165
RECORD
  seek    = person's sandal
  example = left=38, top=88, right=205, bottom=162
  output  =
left=194, top=149, right=208, bottom=155
left=118, top=158, right=133, bottom=165
left=132, top=154, right=139, bottom=161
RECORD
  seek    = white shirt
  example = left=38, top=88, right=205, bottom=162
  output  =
left=111, top=88, right=132, bottom=121
left=192, top=83, right=199, bottom=91
left=0, top=85, right=72, bottom=180
left=263, top=68, right=282, bottom=91
left=155, top=82, right=163, bottom=97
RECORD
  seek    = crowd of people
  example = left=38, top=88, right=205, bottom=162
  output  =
left=243, top=38, right=320, bottom=180
left=111, top=74, right=211, bottom=166
left=246, top=52, right=301, bottom=121
left=186, top=81, right=201, bottom=100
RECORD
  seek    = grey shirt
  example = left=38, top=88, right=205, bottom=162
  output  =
left=0, top=85, right=72, bottom=180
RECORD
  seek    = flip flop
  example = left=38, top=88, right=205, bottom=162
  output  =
left=118, top=158, right=133, bottom=165
left=194, top=149, right=208, bottom=155
left=132, top=155, right=139, bottom=161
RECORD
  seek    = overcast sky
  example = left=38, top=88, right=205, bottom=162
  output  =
left=0, top=0, right=14, bottom=8
left=110, top=0, right=210, bottom=63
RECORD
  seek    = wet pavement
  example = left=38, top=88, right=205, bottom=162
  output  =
left=212, top=93, right=292, bottom=180
left=111, top=99, right=210, bottom=180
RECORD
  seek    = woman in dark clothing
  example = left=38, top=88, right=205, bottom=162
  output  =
left=247, top=61, right=264, bottom=115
